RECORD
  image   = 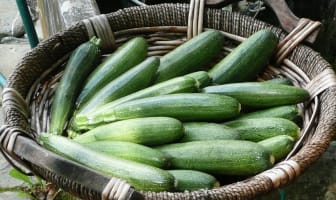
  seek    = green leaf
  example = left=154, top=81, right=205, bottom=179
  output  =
left=16, top=190, right=33, bottom=199
left=9, top=169, right=33, bottom=187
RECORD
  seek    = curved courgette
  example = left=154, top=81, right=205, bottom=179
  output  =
left=49, top=37, right=101, bottom=135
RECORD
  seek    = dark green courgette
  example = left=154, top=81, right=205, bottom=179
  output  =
left=78, top=76, right=198, bottom=128
left=83, top=141, right=171, bottom=168
left=75, top=57, right=159, bottom=116
left=224, top=117, right=300, bottom=142
left=156, top=140, right=274, bottom=176
left=49, top=37, right=101, bottom=135
left=154, top=30, right=224, bottom=83
left=73, top=117, right=184, bottom=146
left=76, top=37, right=148, bottom=108
left=168, top=170, right=219, bottom=191
left=180, top=122, right=240, bottom=142
left=208, top=29, right=278, bottom=84
left=80, top=93, right=241, bottom=124
left=258, top=135, right=295, bottom=161
left=202, top=82, right=310, bottom=109
left=39, top=133, right=175, bottom=192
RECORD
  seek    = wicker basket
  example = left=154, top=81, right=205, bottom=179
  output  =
left=1, top=3, right=336, bottom=200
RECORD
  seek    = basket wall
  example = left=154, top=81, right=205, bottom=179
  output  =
left=2, top=3, right=336, bottom=200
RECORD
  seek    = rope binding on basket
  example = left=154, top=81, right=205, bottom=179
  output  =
left=275, top=18, right=321, bottom=65
left=2, top=88, right=30, bottom=122
left=83, top=14, right=115, bottom=51
left=102, top=177, right=133, bottom=200
left=188, top=0, right=205, bottom=39
left=0, top=125, right=34, bottom=176
left=261, top=160, right=300, bottom=188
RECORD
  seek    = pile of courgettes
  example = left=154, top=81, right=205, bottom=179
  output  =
left=39, top=29, right=310, bottom=192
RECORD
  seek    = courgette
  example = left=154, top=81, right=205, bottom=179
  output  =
left=266, top=77, right=293, bottom=85
left=76, top=37, right=147, bottom=108
left=39, top=134, right=175, bottom=192
left=156, top=140, right=274, bottom=175
left=258, top=135, right=295, bottom=161
left=168, top=170, right=219, bottom=191
left=185, top=71, right=212, bottom=89
left=202, top=82, right=310, bottom=109
left=49, top=37, right=101, bottom=135
left=180, top=122, right=240, bottom=142
left=154, top=30, right=224, bottom=83
left=208, top=29, right=278, bottom=84
left=75, top=56, right=159, bottom=116
left=83, top=141, right=171, bottom=168
left=80, top=76, right=198, bottom=128
left=81, top=93, right=240, bottom=124
left=224, top=117, right=300, bottom=142
left=73, top=117, right=183, bottom=146
left=236, top=105, right=301, bottom=122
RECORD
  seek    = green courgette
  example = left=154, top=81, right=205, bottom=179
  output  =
left=79, top=76, right=198, bottom=128
left=76, top=37, right=148, bottom=108
left=83, top=141, right=171, bottom=168
left=75, top=56, right=159, bottom=116
left=180, top=122, right=240, bottom=142
left=49, top=37, right=101, bottom=135
left=154, top=30, right=224, bottom=83
left=80, top=93, right=240, bottom=125
left=266, top=77, right=293, bottom=85
left=224, top=117, right=300, bottom=142
left=185, top=71, right=212, bottom=89
left=202, top=82, right=310, bottom=109
left=39, top=134, right=175, bottom=192
left=208, top=29, right=278, bottom=84
left=73, top=117, right=183, bottom=146
left=258, top=135, right=295, bottom=161
left=236, top=105, right=301, bottom=122
left=168, top=170, right=219, bottom=191
left=156, top=140, right=274, bottom=175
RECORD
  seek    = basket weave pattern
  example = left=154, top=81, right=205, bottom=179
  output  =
left=1, top=3, right=336, bottom=200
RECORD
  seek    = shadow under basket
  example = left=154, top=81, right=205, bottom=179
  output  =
left=1, top=3, right=336, bottom=200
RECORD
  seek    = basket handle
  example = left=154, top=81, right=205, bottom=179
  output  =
left=135, top=0, right=321, bottom=43
left=184, top=0, right=321, bottom=65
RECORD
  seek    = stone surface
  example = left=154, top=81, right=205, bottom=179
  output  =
left=0, top=0, right=19, bottom=39
left=0, top=43, right=30, bottom=78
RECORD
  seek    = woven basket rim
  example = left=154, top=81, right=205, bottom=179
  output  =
left=2, top=3, right=336, bottom=200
